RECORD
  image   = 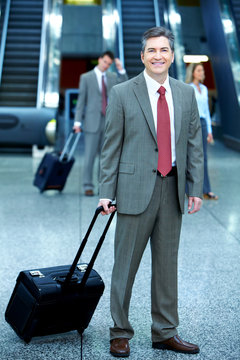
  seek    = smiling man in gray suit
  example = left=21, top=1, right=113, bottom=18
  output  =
left=98, top=27, right=204, bottom=357
left=74, top=51, right=128, bottom=196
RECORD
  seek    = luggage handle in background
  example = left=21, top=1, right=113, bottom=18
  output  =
left=63, top=204, right=116, bottom=288
left=59, top=130, right=81, bottom=162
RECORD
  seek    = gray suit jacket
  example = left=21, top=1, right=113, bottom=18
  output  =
left=99, top=72, right=204, bottom=214
left=74, top=69, right=128, bottom=133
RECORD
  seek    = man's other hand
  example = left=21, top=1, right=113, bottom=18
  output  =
left=114, top=58, right=123, bottom=71
left=188, top=196, right=202, bottom=214
left=73, top=125, right=82, bottom=133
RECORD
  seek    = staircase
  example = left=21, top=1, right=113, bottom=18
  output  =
left=121, top=0, right=156, bottom=78
left=0, top=0, right=44, bottom=107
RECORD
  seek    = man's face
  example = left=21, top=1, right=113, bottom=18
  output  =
left=141, top=36, right=174, bottom=82
left=98, top=55, right=113, bottom=72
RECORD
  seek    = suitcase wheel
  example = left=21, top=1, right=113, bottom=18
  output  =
left=23, top=335, right=32, bottom=344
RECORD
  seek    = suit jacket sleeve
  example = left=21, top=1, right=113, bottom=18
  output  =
left=74, top=74, right=87, bottom=125
left=186, top=89, right=204, bottom=198
left=99, top=86, right=124, bottom=200
left=117, top=71, right=128, bottom=83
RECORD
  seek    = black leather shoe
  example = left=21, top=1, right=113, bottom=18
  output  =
left=85, top=189, right=94, bottom=196
left=203, top=192, right=218, bottom=200
left=110, top=338, right=130, bottom=357
left=153, top=335, right=200, bottom=354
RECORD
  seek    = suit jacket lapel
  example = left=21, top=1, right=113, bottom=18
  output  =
left=170, top=77, right=182, bottom=144
left=90, top=70, right=101, bottom=94
left=106, top=73, right=112, bottom=95
left=133, top=74, right=182, bottom=146
left=132, top=73, right=157, bottom=143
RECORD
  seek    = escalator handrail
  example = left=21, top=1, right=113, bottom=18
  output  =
left=0, top=0, right=11, bottom=85
left=116, top=0, right=124, bottom=68
left=36, top=0, right=49, bottom=108
left=153, top=0, right=160, bottom=26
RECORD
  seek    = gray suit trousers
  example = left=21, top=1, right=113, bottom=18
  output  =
left=83, top=115, right=105, bottom=190
left=110, top=174, right=182, bottom=342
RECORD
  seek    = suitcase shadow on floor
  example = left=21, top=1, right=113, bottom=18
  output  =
left=28, top=330, right=81, bottom=345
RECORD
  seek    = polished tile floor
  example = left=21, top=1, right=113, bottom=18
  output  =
left=0, top=138, right=239, bottom=360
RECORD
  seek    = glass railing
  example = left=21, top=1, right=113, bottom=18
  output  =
left=219, top=0, right=240, bottom=106
left=37, top=0, right=63, bottom=109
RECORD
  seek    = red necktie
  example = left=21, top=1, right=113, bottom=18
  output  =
left=157, top=86, right=172, bottom=176
left=101, top=75, right=107, bottom=116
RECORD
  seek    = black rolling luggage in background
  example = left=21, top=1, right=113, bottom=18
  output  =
left=5, top=205, right=116, bottom=343
left=33, top=131, right=81, bottom=192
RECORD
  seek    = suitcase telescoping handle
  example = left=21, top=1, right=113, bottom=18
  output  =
left=64, top=204, right=116, bottom=287
left=59, top=129, right=81, bottom=162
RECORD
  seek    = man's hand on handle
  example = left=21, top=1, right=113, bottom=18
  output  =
left=188, top=196, right=202, bottom=214
left=98, top=199, right=116, bottom=215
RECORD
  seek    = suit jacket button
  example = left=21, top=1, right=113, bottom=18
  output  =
left=155, top=148, right=158, bottom=152
left=152, top=169, right=157, bottom=173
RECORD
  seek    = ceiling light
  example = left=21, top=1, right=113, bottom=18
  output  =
left=183, top=55, right=209, bottom=63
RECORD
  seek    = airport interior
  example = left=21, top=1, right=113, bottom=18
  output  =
left=0, top=0, right=240, bottom=359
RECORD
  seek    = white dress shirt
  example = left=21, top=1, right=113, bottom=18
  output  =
left=95, top=66, right=126, bottom=91
left=143, top=70, right=176, bottom=166
left=190, top=82, right=212, bottom=134
left=94, top=66, right=107, bottom=91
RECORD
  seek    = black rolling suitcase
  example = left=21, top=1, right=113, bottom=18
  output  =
left=5, top=205, right=116, bottom=343
left=33, top=130, right=81, bottom=192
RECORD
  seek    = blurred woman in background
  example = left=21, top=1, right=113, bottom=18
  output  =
left=186, top=63, right=218, bottom=200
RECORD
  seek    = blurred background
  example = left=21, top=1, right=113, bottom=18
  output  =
left=0, top=0, right=240, bottom=153
left=1, top=2, right=240, bottom=359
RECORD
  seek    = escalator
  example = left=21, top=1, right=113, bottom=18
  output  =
left=0, top=0, right=43, bottom=107
left=121, top=0, right=157, bottom=78
left=0, top=0, right=62, bottom=147
left=116, top=0, right=178, bottom=79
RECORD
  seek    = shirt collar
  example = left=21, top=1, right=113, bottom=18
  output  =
left=191, top=82, right=203, bottom=90
left=95, top=66, right=106, bottom=77
left=144, top=70, right=170, bottom=95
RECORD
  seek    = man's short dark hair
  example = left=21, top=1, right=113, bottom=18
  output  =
left=100, top=51, right=114, bottom=60
left=141, top=27, right=174, bottom=53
